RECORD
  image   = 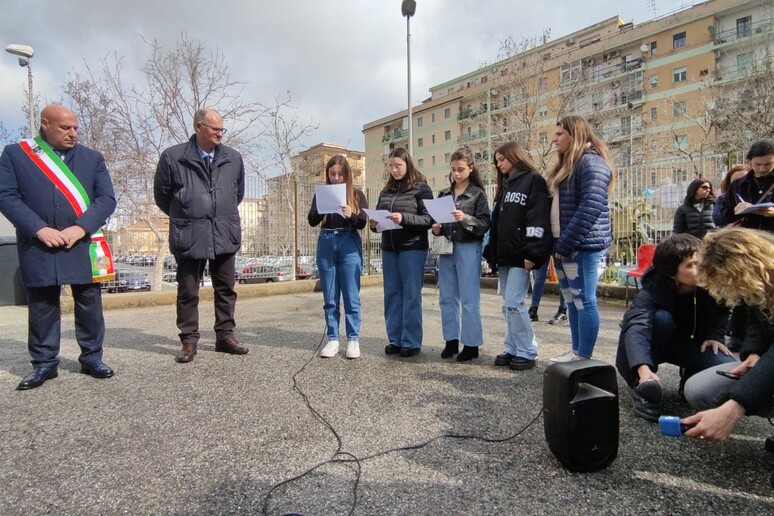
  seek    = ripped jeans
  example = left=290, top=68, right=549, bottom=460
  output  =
left=498, top=266, right=538, bottom=360
left=554, top=249, right=605, bottom=358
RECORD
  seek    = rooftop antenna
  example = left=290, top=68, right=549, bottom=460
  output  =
left=649, top=0, right=658, bottom=18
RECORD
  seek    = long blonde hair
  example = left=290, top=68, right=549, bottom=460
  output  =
left=547, top=115, right=615, bottom=193
left=699, top=228, right=774, bottom=318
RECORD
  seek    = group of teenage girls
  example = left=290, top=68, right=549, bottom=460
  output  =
left=308, top=115, right=614, bottom=370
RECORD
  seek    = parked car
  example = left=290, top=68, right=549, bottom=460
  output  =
left=163, top=256, right=177, bottom=270
left=103, top=269, right=151, bottom=293
left=237, top=264, right=291, bottom=284
left=162, top=272, right=177, bottom=284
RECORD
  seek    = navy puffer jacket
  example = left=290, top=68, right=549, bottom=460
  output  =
left=555, top=151, right=612, bottom=257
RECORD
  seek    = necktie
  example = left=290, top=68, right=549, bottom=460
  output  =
left=204, top=156, right=212, bottom=173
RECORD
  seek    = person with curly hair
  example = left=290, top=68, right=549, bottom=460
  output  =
left=672, top=178, right=716, bottom=238
left=682, top=228, right=774, bottom=441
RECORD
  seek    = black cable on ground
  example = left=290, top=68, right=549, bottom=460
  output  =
left=261, top=332, right=544, bottom=516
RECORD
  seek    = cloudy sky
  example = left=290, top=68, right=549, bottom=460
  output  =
left=1, top=0, right=695, bottom=150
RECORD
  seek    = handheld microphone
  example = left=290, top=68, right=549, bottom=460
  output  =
left=658, top=415, right=694, bottom=437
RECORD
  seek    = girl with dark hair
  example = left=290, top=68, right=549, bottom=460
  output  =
left=371, top=148, right=433, bottom=357
left=546, top=115, right=614, bottom=362
left=672, top=178, right=716, bottom=238
left=431, top=147, right=490, bottom=361
left=615, top=233, right=734, bottom=422
left=308, top=155, right=368, bottom=359
left=712, top=165, right=748, bottom=227
left=483, top=142, right=552, bottom=370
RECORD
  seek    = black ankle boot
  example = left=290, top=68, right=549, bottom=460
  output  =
left=528, top=306, right=538, bottom=322
left=548, top=306, right=567, bottom=325
left=456, top=345, right=479, bottom=361
left=441, top=339, right=459, bottom=358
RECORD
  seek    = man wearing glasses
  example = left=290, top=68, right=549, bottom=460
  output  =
left=154, top=108, right=248, bottom=363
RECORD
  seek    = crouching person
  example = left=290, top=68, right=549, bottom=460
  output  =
left=615, top=234, right=735, bottom=422
left=681, top=228, right=774, bottom=441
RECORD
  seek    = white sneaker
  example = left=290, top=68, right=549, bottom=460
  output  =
left=321, top=340, right=339, bottom=358
left=550, top=350, right=581, bottom=363
left=346, top=340, right=361, bottom=359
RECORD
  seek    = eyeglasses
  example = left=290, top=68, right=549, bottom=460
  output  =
left=200, top=123, right=227, bottom=135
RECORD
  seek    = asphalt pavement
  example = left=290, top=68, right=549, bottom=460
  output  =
left=1, top=285, right=772, bottom=515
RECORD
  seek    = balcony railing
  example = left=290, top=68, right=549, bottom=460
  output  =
left=714, top=17, right=773, bottom=45
left=382, top=128, right=408, bottom=143
left=457, top=130, right=488, bottom=143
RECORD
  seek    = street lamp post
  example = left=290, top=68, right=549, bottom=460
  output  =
left=402, top=1, right=416, bottom=156
left=5, top=44, right=36, bottom=137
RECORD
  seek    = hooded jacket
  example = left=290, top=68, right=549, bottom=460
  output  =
left=484, top=169, right=551, bottom=269
left=154, top=135, right=245, bottom=260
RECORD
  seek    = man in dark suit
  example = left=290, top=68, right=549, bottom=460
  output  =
left=154, top=108, right=248, bottom=363
left=0, top=104, right=117, bottom=390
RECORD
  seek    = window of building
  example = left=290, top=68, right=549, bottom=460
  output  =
left=673, top=32, right=686, bottom=49
left=673, top=134, right=688, bottom=151
left=621, top=116, right=632, bottom=135
left=673, top=101, right=687, bottom=116
left=737, top=16, right=752, bottom=38
left=417, top=117, right=423, bottom=127
left=560, top=60, right=582, bottom=83
left=538, top=76, right=548, bottom=90
left=431, top=134, right=436, bottom=144
left=737, top=52, right=753, bottom=75
left=432, top=156, right=436, bottom=166
left=502, top=94, right=510, bottom=108
left=538, top=105, right=548, bottom=117
left=444, top=130, right=451, bottom=141
left=673, top=66, right=687, bottom=83
left=417, top=137, right=423, bottom=148
left=417, top=158, right=424, bottom=168
left=649, top=41, right=657, bottom=56
left=650, top=107, right=658, bottom=120
left=444, top=152, right=450, bottom=163
left=481, top=75, right=488, bottom=83
left=539, top=132, right=548, bottom=144
left=650, top=74, right=658, bottom=88
left=503, top=118, right=509, bottom=130
left=444, top=108, right=451, bottom=119
left=431, top=113, right=436, bottom=123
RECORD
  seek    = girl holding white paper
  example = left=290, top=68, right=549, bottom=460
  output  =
left=431, top=147, right=490, bottom=361
left=370, top=147, right=433, bottom=357
left=308, top=155, right=368, bottom=359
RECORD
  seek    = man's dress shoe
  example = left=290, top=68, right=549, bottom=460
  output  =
left=17, top=367, right=58, bottom=390
left=80, top=361, right=114, bottom=378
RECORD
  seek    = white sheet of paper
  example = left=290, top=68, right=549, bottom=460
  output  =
left=738, top=202, right=774, bottom=215
left=315, top=184, right=347, bottom=215
left=424, top=196, right=457, bottom=224
left=363, top=208, right=401, bottom=232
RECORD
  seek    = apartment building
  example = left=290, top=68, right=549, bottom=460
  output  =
left=362, top=0, right=773, bottom=190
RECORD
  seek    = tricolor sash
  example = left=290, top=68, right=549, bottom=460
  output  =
left=19, top=136, right=115, bottom=282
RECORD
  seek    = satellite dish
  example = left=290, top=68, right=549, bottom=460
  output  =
left=640, top=44, right=650, bottom=53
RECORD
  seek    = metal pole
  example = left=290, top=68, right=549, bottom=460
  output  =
left=406, top=15, right=413, bottom=156
left=26, top=63, right=35, bottom=137
left=629, top=115, right=633, bottom=168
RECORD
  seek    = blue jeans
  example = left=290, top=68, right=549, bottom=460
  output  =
left=316, top=230, right=362, bottom=341
left=616, top=309, right=736, bottom=388
left=555, top=249, right=605, bottom=358
left=382, top=249, right=426, bottom=349
left=530, top=256, right=564, bottom=309
left=499, top=266, right=538, bottom=360
left=438, top=241, right=483, bottom=347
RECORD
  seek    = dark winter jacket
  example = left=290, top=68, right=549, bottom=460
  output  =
left=730, top=307, right=774, bottom=415
left=555, top=151, right=612, bottom=257
left=722, top=170, right=774, bottom=232
left=436, top=183, right=490, bottom=243
left=308, top=189, right=368, bottom=231
left=483, top=169, right=552, bottom=269
left=154, top=135, right=245, bottom=259
left=672, top=201, right=715, bottom=238
left=712, top=193, right=727, bottom=227
left=616, top=268, right=728, bottom=375
left=0, top=138, right=116, bottom=287
left=374, top=182, right=434, bottom=251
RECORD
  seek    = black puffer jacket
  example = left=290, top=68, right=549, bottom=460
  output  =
left=672, top=201, right=715, bottom=238
left=375, top=182, right=433, bottom=251
left=154, top=135, right=245, bottom=259
left=484, top=169, right=552, bottom=269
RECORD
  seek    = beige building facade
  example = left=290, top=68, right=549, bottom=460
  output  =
left=362, top=0, right=773, bottom=190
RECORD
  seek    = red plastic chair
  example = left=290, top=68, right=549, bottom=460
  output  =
left=625, top=244, right=656, bottom=306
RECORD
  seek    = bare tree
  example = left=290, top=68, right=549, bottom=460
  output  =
left=63, top=33, right=271, bottom=290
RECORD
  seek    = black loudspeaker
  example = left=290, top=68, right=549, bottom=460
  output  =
left=543, top=359, right=619, bottom=472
